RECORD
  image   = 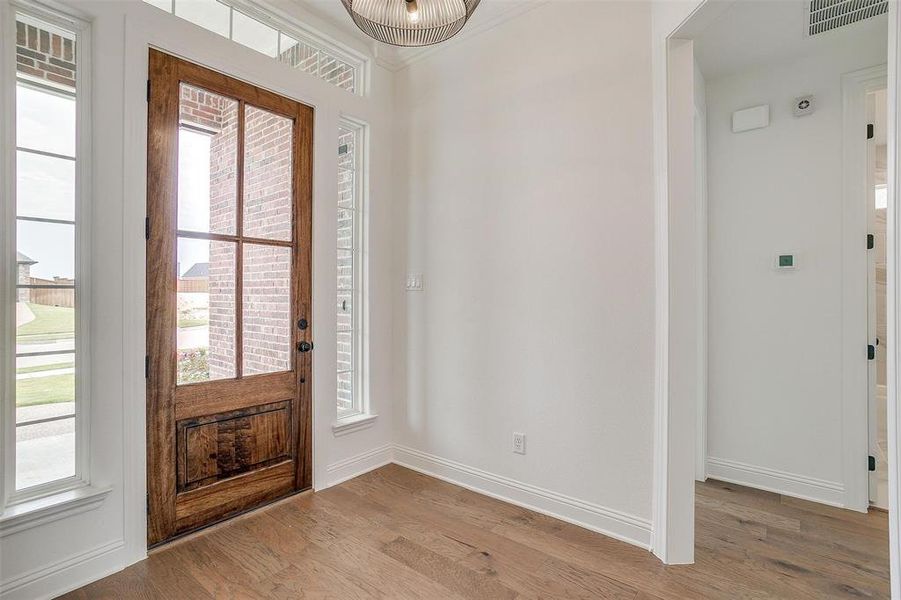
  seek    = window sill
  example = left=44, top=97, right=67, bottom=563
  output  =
left=0, top=485, right=112, bottom=537
left=332, top=413, right=378, bottom=437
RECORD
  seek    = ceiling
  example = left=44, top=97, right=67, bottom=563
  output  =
left=286, top=0, right=544, bottom=68
left=690, top=0, right=888, bottom=80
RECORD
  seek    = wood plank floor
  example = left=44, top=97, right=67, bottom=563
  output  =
left=61, top=464, right=889, bottom=599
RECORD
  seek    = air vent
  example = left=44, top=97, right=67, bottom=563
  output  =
left=808, top=0, right=887, bottom=36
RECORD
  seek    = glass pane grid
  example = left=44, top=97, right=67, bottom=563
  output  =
left=15, top=11, right=79, bottom=491
left=337, top=122, right=362, bottom=417
left=143, top=0, right=359, bottom=95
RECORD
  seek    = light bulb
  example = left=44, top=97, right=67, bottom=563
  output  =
left=405, top=0, right=420, bottom=23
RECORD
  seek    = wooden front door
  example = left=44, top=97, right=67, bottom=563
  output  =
left=146, top=50, right=313, bottom=546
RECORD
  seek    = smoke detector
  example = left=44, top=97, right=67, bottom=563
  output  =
left=808, top=0, right=887, bottom=36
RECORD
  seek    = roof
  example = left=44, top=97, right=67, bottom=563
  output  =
left=17, top=252, right=36, bottom=265
left=181, top=262, right=209, bottom=278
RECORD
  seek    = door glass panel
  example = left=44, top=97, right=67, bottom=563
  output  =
left=178, top=83, right=238, bottom=235
left=243, top=105, right=293, bottom=241
left=177, top=238, right=236, bottom=384
left=243, top=243, right=291, bottom=375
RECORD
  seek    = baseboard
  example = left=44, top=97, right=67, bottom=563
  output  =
left=323, top=444, right=394, bottom=488
left=706, top=457, right=846, bottom=507
left=393, top=445, right=652, bottom=550
left=0, top=539, right=143, bottom=600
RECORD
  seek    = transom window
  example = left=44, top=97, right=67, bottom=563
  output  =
left=143, top=0, right=366, bottom=95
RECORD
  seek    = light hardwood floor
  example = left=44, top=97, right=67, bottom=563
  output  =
left=61, top=464, right=889, bottom=599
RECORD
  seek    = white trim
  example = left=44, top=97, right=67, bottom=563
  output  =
left=0, top=538, right=124, bottom=599
left=331, top=412, right=377, bottom=437
left=0, top=0, right=16, bottom=514
left=323, top=443, right=392, bottom=487
left=0, top=485, right=110, bottom=537
left=694, top=105, right=708, bottom=483
left=393, top=445, right=653, bottom=550
left=887, top=3, right=901, bottom=596
left=706, top=457, right=847, bottom=507
left=843, top=65, right=889, bottom=513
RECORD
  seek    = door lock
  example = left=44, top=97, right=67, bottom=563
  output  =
left=298, top=341, right=314, bottom=353
left=297, top=318, right=309, bottom=330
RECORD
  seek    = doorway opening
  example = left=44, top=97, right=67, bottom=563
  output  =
left=664, top=0, right=892, bottom=594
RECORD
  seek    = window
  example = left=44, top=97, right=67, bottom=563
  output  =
left=7, top=7, right=90, bottom=499
left=143, top=0, right=365, bottom=95
left=337, top=120, right=366, bottom=421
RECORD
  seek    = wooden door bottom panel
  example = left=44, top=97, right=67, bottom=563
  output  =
left=174, top=461, right=295, bottom=533
left=177, top=400, right=292, bottom=491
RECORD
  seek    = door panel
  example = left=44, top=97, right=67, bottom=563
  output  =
left=147, top=49, right=313, bottom=545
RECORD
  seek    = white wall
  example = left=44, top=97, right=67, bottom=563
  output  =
left=704, top=26, right=887, bottom=506
left=0, top=1, right=398, bottom=597
left=393, top=1, right=657, bottom=547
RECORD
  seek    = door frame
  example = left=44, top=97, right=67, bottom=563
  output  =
left=145, top=49, right=314, bottom=545
left=652, top=3, right=901, bottom=594
left=843, top=66, right=889, bottom=510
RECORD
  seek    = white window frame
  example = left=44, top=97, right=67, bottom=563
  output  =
left=1, top=0, right=93, bottom=509
left=142, top=0, right=370, bottom=96
left=333, top=116, right=373, bottom=434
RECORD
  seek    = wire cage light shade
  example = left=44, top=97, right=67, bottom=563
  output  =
left=341, top=0, right=481, bottom=47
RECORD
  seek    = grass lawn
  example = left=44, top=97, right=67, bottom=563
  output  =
left=178, top=317, right=208, bottom=328
left=17, top=303, right=74, bottom=344
left=16, top=361, right=74, bottom=375
left=16, top=373, right=74, bottom=407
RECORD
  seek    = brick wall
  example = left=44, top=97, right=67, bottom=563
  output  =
left=179, top=86, right=292, bottom=379
left=16, top=20, right=76, bottom=89
left=240, top=107, right=293, bottom=376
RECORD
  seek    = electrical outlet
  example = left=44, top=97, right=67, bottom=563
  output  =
left=406, top=272, right=424, bottom=291
left=513, top=432, right=526, bottom=455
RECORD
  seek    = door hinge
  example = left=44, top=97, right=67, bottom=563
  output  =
left=868, top=344, right=876, bottom=360
left=867, top=233, right=875, bottom=250
left=145, top=216, right=150, bottom=240
left=869, top=455, right=877, bottom=472
left=145, top=355, right=150, bottom=379
left=146, top=79, right=151, bottom=102
left=868, top=123, right=875, bottom=140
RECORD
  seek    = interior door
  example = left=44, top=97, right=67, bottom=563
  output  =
left=146, top=49, right=313, bottom=545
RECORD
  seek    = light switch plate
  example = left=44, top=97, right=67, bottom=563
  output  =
left=406, top=272, right=424, bottom=291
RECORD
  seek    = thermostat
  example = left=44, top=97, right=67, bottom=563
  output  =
left=775, top=254, right=797, bottom=270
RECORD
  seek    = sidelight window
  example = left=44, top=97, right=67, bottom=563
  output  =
left=7, top=7, right=91, bottom=499
left=337, top=119, right=367, bottom=421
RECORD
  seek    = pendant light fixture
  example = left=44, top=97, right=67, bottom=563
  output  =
left=341, top=0, right=481, bottom=47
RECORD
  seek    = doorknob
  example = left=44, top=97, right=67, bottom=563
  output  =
left=298, top=341, right=313, bottom=353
